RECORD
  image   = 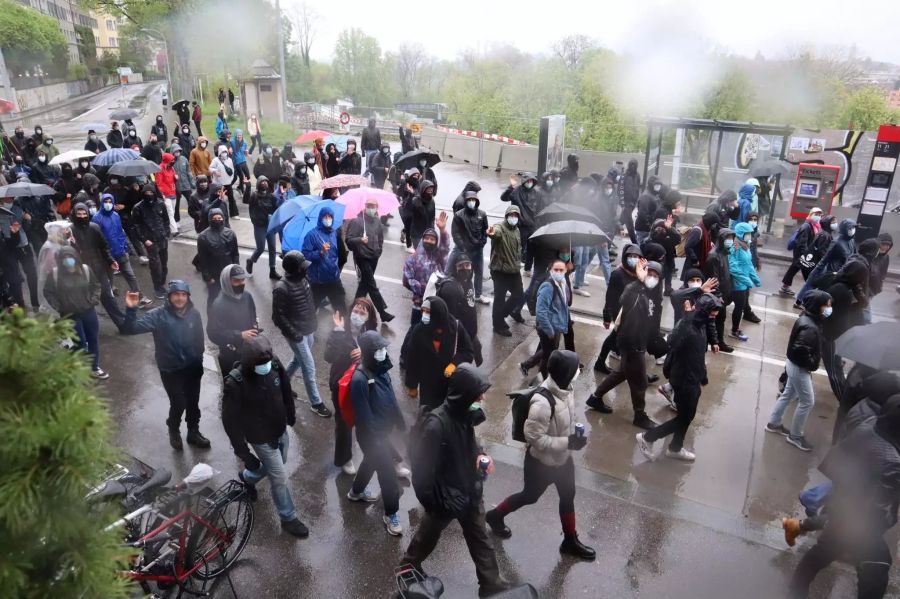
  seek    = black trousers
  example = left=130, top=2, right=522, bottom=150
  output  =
left=146, top=239, right=168, bottom=293
left=596, top=329, right=618, bottom=367
left=522, top=330, right=560, bottom=378
left=330, top=386, right=354, bottom=467
left=594, top=348, right=647, bottom=413
left=175, top=190, right=191, bottom=222
left=235, top=162, right=251, bottom=203
left=159, top=362, right=204, bottom=430
left=354, top=257, right=387, bottom=314
left=123, top=217, right=146, bottom=258
left=225, top=185, right=239, bottom=217
left=821, top=337, right=847, bottom=400
left=731, top=289, right=749, bottom=332
left=193, top=119, right=203, bottom=137
left=790, top=528, right=891, bottom=599
left=311, top=280, right=347, bottom=316
left=644, top=383, right=701, bottom=451
left=520, top=230, right=535, bottom=271
left=402, top=501, right=503, bottom=590
left=16, top=246, right=39, bottom=308
left=352, top=430, right=400, bottom=516
left=491, top=270, right=523, bottom=329
left=501, top=452, right=575, bottom=516
left=782, top=260, right=802, bottom=287
left=714, top=299, right=732, bottom=346
left=94, top=262, right=126, bottom=327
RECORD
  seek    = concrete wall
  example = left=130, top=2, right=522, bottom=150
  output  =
left=500, top=143, right=538, bottom=173
left=419, top=128, right=447, bottom=154
left=14, top=80, right=91, bottom=113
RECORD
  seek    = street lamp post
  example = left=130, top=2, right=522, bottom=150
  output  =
left=141, top=28, right=171, bottom=98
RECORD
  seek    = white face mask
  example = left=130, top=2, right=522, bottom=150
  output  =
left=420, top=314, right=431, bottom=325
left=38, top=156, right=46, bottom=163
left=373, top=348, right=388, bottom=362
left=350, top=312, right=367, bottom=328
left=848, top=228, right=856, bottom=238
left=466, top=200, right=477, bottom=210
left=524, top=181, right=534, bottom=190
left=645, top=276, right=659, bottom=290
left=626, top=256, right=638, bottom=268
left=550, top=271, right=566, bottom=283
left=688, top=281, right=703, bottom=289
left=507, top=217, right=519, bottom=227
left=322, top=217, right=333, bottom=228
left=743, top=235, right=752, bottom=243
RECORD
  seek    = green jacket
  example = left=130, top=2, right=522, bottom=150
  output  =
left=489, top=206, right=522, bottom=274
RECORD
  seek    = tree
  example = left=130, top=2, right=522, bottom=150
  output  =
left=0, top=309, right=128, bottom=598
left=332, top=28, right=390, bottom=107
left=289, top=1, right=318, bottom=69
left=840, top=86, right=898, bottom=130
left=552, top=34, right=595, bottom=71
left=75, top=24, right=98, bottom=69
left=0, top=0, right=68, bottom=76
left=394, top=43, right=424, bottom=101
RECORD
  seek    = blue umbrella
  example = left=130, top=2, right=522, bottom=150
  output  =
left=91, top=148, right=140, bottom=167
left=325, top=134, right=350, bottom=152
left=281, top=200, right=345, bottom=252
left=268, top=194, right=319, bottom=235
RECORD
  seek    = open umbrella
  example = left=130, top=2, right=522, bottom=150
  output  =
left=530, top=220, right=610, bottom=248
left=536, top=202, right=602, bottom=226
left=0, top=98, right=16, bottom=114
left=835, top=322, right=900, bottom=370
left=749, top=159, right=789, bottom=178
left=267, top=194, right=319, bottom=235
left=337, top=187, right=400, bottom=219
left=50, top=149, right=97, bottom=165
left=395, top=148, right=441, bottom=171
left=315, top=174, right=370, bottom=191
left=108, top=159, right=160, bottom=177
left=91, top=148, right=141, bottom=167
left=171, top=99, right=190, bottom=112
left=295, top=130, right=331, bottom=145
left=0, top=182, right=56, bottom=197
left=281, top=200, right=345, bottom=252
left=325, top=134, right=350, bottom=152
left=109, top=108, right=139, bottom=121
left=80, top=122, right=109, bottom=132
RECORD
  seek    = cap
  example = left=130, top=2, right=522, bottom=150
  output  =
left=229, top=265, right=248, bottom=280
left=646, top=261, right=663, bottom=275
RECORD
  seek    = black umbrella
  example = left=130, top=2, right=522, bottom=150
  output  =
left=835, top=323, right=900, bottom=370
left=0, top=182, right=56, bottom=197
left=536, top=202, right=602, bottom=226
left=108, top=159, right=160, bottom=177
left=749, top=159, right=789, bottom=178
left=395, top=149, right=441, bottom=171
left=171, top=99, right=190, bottom=111
left=109, top=108, right=139, bottom=120
left=530, top=220, right=610, bottom=248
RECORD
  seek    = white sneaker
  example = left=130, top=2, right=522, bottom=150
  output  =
left=635, top=432, right=663, bottom=461
left=139, top=256, right=150, bottom=265
left=383, top=513, right=403, bottom=536
left=666, top=448, right=696, bottom=462
left=395, top=463, right=411, bottom=479
left=405, top=246, right=415, bottom=254
left=347, top=488, right=379, bottom=502
left=573, top=288, right=591, bottom=297
left=341, top=461, right=357, bottom=476
left=655, top=355, right=667, bottom=365
left=581, top=280, right=591, bottom=287
left=609, top=351, right=621, bottom=361
left=91, top=368, right=110, bottom=380
left=474, top=296, right=491, bottom=305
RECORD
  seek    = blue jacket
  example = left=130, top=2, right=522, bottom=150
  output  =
left=729, top=222, right=762, bottom=291
left=350, top=332, right=404, bottom=435
left=735, top=184, right=754, bottom=224
left=121, top=302, right=205, bottom=372
left=231, top=129, right=248, bottom=166
left=535, top=279, right=569, bottom=337
left=301, top=206, right=340, bottom=284
left=92, top=208, right=129, bottom=257
left=216, top=117, right=227, bottom=138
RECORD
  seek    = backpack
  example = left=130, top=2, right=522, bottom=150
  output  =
left=508, top=387, right=554, bottom=443
left=674, top=225, right=692, bottom=258
left=337, top=364, right=371, bottom=428
left=787, top=226, right=803, bottom=251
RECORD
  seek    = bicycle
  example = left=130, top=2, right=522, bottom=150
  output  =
left=92, top=459, right=254, bottom=598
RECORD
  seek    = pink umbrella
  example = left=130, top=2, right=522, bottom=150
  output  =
left=294, top=130, right=331, bottom=144
left=315, top=174, right=370, bottom=191
left=337, top=187, right=400, bottom=219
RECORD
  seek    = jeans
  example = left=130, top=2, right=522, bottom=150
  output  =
left=242, top=430, right=297, bottom=522
left=159, top=362, right=203, bottom=429
left=352, top=429, right=400, bottom=516
left=573, top=246, right=593, bottom=288
left=285, top=335, right=323, bottom=406
left=594, top=348, right=647, bottom=414
left=72, top=308, right=100, bottom=371
left=248, top=133, right=262, bottom=154
left=769, top=359, right=815, bottom=438
left=448, top=245, right=485, bottom=296
left=644, top=383, right=701, bottom=451
left=490, top=270, right=523, bottom=329
left=146, top=239, right=169, bottom=294
left=250, top=224, right=277, bottom=268
left=113, top=253, right=141, bottom=294
left=354, top=257, right=387, bottom=314
left=596, top=243, right=611, bottom=284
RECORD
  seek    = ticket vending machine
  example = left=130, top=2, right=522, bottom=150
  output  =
left=789, top=163, right=841, bottom=219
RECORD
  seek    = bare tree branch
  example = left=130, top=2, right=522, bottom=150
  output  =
left=395, top=43, right=424, bottom=101
left=552, top=34, right=595, bottom=70
left=289, top=1, right=319, bottom=69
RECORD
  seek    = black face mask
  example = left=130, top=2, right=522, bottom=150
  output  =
left=14, top=159, right=22, bottom=165
left=150, top=140, right=157, bottom=146
left=260, top=184, right=269, bottom=192
left=199, top=184, right=208, bottom=192
left=210, top=220, right=224, bottom=230
left=143, top=195, right=155, bottom=203
left=422, top=242, right=436, bottom=252
left=467, top=406, right=487, bottom=427
left=458, top=270, right=473, bottom=283
left=75, top=216, right=89, bottom=226
left=231, top=284, right=245, bottom=295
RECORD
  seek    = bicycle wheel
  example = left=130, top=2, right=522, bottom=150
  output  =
left=184, top=484, right=254, bottom=580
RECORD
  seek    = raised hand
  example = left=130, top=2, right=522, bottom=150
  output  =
left=125, top=291, right=140, bottom=309
left=701, top=277, right=718, bottom=293
left=333, top=310, right=345, bottom=329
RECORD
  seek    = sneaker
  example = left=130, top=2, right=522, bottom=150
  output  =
left=474, top=295, right=491, bottom=305
left=559, top=534, right=596, bottom=560
left=663, top=288, right=672, bottom=297
left=573, top=288, right=591, bottom=297
left=729, top=330, right=749, bottom=342
left=168, top=427, right=183, bottom=451
left=765, top=423, right=790, bottom=436
left=186, top=429, right=211, bottom=448
left=485, top=508, right=512, bottom=538
left=655, top=355, right=666, bottom=365
left=593, top=359, right=611, bottom=374
left=519, top=362, right=530, bottom=377
left=743, top=311, right=762, bottom=324
left=646, top=373, right=659, bottom=384
left=586, top=394, right=613, bottom=413
left=155, top=290, right=167, bottom=300
left=383, top=513, right=403, bottom=536
left=395, top=463, right=411, bottom=479
left=633, top=412, right=658, bottom=430
left=786, top=435, right=814, bottom=452
left=609, top=351, right=621, bottom=361
left=238, top=471, right=258, bottom=502
left=138, top=297, right=154, bottom=308
left=494, top=327, right=512, bottom=337
left=779, top=286, right=796, bottom=296
left=665, top=447, right=696, bottom=462
left=783, top=517, right=803, bottom=547
left=792, top=301, right=803, bottom=310
left=405, top=246, right=415, bottom=254
left=347, top=488, right=380, bottom=503
left=281, top=518, right=310, bottom=538
left=581, top=280, right=591, bottom=287
left=636, top=432, right=663, bottom=461
left=341, top=461, right=357, bottom=476
left=269, top=268, right=282, bottom=281
left=510, top=311, right=525, bottom=324
left=139, top=256, right=150, bottom=265
left=245, top=258, right=253, bottom=275
left=310, top=403, right=333, bottom=418
left=658, top=385, right=677, bottom=411
left=91, top=368, right=109, bottom=380
left=718, top=343, right=735, bottom=353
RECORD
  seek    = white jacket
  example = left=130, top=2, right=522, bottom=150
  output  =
left=210, top=155, right=234, bottom=187
left=524, top=378, right=575, bottom=467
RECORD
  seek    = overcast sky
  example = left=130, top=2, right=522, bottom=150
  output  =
left=292, top=0, right=900, bottom=66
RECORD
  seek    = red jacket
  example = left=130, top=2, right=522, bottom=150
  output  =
left=155, top=152, right=177, bottom=197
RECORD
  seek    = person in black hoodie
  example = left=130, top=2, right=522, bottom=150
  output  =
left=360, top=118, right=382, bottom=170
left=207, top=263, right=258, bottom=377
left=705, top=189, right=739, bottom=231
left=106, top=121, right=124, bottom=149
left=69, top=202, right=125, bottom=327
left=339, top=140, right=362, bottom=175
left=345, top=198, right=394, bottom=322
left=449, top=190, right=489, bottom=302
left=453, top=180, right=483, bottom=212
left=409, top=179, right=437, bottom=248
left=141, top=134, right=163, bottom=164
left=289, top=160, right=311, bottom=196
left=635, top=175, right=665, bottom=244
left=369, top=143, right=392, bottom=189
left=197, top=208, right=239, bottom=309
left=403, top=364, right=506, bottom=596
left=245, top=176, right=280, bottom=280
left=558, top=153, right=579, bottom=193
left=187, top=175, right=212, bottom=233
left=703, top=227, right=736, bottom=353
left=253, top=146, right=282, bottom=183
left=437, top=257, right=482, bottom=366
left=221, top=334, right=309, bottom=539
left=84, top=129, right=107, bottom=154
left=586, top=259, right=660, bottom=430
left=197, top=183, right=231, bottom=232
left=648, top=215, right=681, bottom=296
left=324, top=142, right=340, bottom=178
left=594, top=244, right=642, bottom=373
left=132, top=184, right=171, bottom=298
left=501, top=172, right=542, bottom=273
left=405, top=296, right=475, bottom=411
left=150, top=115, right=168, bottom=145
left=821, top=260, right=869, bottom=399
left=619, top=158, right=641, bottom=243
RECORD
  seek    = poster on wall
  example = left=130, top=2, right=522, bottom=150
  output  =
left=789, top=137, right=810, bottom=152
left=538, top=115, right=566, bottom=176
left=808, top=139, right=827, bottom=153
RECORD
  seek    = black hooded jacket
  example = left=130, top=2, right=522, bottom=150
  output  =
left=405, top=296, right=475, bottom=410
left=558, top=154, right=579, bottom=191
left=247, top=178, right=277, bottom=227
left=665, top=294, right=720, bottom=387
left=635, top=175, right=664, bottom=232
left=339, top=149, right=362, bottom=175
left=437, top=272, right=478, bottom=344
left=370, top=145, right=392, bottom=187
left=705, top=190, right=739, bottom=228
left=411, top=363, right=489, bottom=517
left=254, top=155, right=283, bottom=184
left=196, top=208, right=239, bottom=282
left=131, top=185, right=170, bottom=242
left=602, top=244, right=641, bottom=323
left=222, top=335, right=295, bottom=459
left=207, top=268, right=257, bottom=367
left=409, top=182, right=436, bottom=243
left=823, top=260, right=868, bottom=340
left=500, top=175, right=541, bottom=230
left=453, top=181, right=482, bottom=212
left=622, top=159, right=641, bottom=209
left=345, top=212, right=384, bottom=261
left=703, top=228, right=734, bottom=302
left=351, top=331, right=405, bottom=435
left=289, top=163, right=311, bottom=196
left=787, top=290, right=830, bottom=371
left=121, top=285, right=205, bottom=372
left=272, top=252, right=317, bottom=341
left=106, top=128, right=124, bottom=149
left=360, top=123, right=382, bottom=152
left=616, top=279, right=657, bottom=352
left=451, top=196, right=488, bottom=251
left=188, top=176, right=212, bottom=232
left=69, top=202, right=114, bottom=272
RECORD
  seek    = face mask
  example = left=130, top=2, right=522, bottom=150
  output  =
left=507, top=217, right=519, bottom=227
left=201, top=142, right=208, bottom=149
left=466, top=200, right=477, bottom=210
left=306, top=159, right=316, bottom=167
left=299, top=166, right=307, bottom=174
left=102, top=202, right=113, bottom=212
left=254, top=361, right=272, bottom=375
left=811, top=215, right=821, bottom=223
left=524, top=181, right=534, bottom=190
left=559, top=253, right=571, bottom=262
left=822, top=306, right=833, bottom=318
left=143, top=195, right=155, bottom=203
left=80, top=161, right=89, bottom=168
left=750, top=221, right=758, bottom=229
left=848, top=228, right=856, bottom=238
left=36, top=128, right=42, bottom=135
left=604, top=188, right=614, bottom=196
left=724, top=239, right=734, bottom=249
left=183, top=128, right=189, bottom=134
left=373, top=348, right=388, bottom=362
left=150, top=139, right=158, bottom=146
left=157, top=118, right=163, bottom=123
left=45, top=139, right=53, bottom=146
left=322, top=217, right=333, bottom=228
left=382, top=148, right=390, bottom=154
left=830, top=223, right=838, bottom=231
left=546, top=180, right=554, bottom=188
left=15, top=131, right=23, bottom=138
left=110, top=178, right=118, bottom=185
left=62, top=256, right=76, bottom=268
left=743, top=235, right=752, bottom=243
left=550, top=271, right=566, bottom=283
left=645, top=276, right=659, bottom=289
left=421, top=314, right=431, bottom=325
left=75, top=215, right=89, bottom=225
left=653, top=185, right=662, bottom=193
left=129, top=131, right=136, bottom=137
left=38, top=155, right=46, bottom=163
left=350, top=312, right=367, bottom=328
left=231, top=283, right=245, bottom=295
left=265, top=148, right=273, bottom=156
left=626, top=256, right=638, bottom=268
left=688, top=281, right=702, bottom=289
left=458, top=269, right=473, bottom=282
left=419, top=160, right=427, bottom=167
left=365, top=208, right=377, bottom=218
left=211, top=219, right=224, bottom=230
left=423, top=241, right=436, bottom=252
left=467, top=403, right=487, bottom=426
left=199, top=184, right=208, bottom=192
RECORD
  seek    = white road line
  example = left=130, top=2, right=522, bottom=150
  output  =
left=69, top=101, right=108, bottom=121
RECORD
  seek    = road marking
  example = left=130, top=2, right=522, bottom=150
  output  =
left=69, top=101, right=108, bottom=121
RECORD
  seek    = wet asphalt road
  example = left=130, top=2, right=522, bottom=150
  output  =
left=33, top=89, right=900, bottom=597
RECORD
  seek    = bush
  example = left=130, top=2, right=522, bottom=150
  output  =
left=67, top=63, right=89, bottom=81
left=0, top=309, right=129, bottom=598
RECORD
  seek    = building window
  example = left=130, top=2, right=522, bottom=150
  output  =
left=110, top=37, right=117, bottom=47
left=106, top=19, right=115, bottom=30
left=261, top=84, right=272, bottom=92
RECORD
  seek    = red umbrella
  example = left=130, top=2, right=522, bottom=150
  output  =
left=0, top=98, right=17, bottom=114
left=294, top=130, right=331, bottom=144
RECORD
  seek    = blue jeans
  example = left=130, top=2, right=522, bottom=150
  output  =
left=573, top=246, right=593, bottom=288
left=447, top=245, right=484, bottom=296
left=285, top=334, right=323, bottom=406
left=769, top=359, right=815, bottom=438
left=242, top=430, right=297, bottom=521
left=250, top=224, right=277, bottom=268
left=72, top=308, right=100, bottom=371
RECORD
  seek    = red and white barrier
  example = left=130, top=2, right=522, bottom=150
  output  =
left=436, top=125, right=528, bottom=145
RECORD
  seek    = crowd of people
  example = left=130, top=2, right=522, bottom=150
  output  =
left=1, top=112, right=899, bottom=598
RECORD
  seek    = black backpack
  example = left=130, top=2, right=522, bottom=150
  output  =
left=508, top=387, right=554, bottom=443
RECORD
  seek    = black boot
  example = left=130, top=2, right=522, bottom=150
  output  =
left=186, top=428, right=211, bottom=448
left=168, top=427, right=183, bottom=451
left=269, top=267, right=282, bottom=280
left=559, top=534, right=596, bottom=560
left=633, top=411, right=658, bottom=430
left=380, top=311, right=395, bottom=323
left=586, top=394, right=613, bottom=413
left=245, top=257, right=253, bottom=275
left=485, top=508, right=512, bottom=539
